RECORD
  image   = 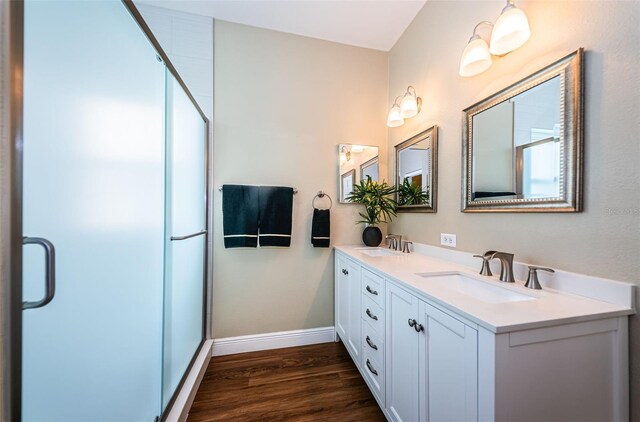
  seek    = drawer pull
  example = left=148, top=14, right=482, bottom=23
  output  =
left=366, top=336, right=378, bottom=350
left=414, top=323, right=425, bottom=333
left=366, top=359, right=378, bottom=376
left=408, top=318, right=417, bottom=328
left=366, top=285, right=378, bottom=296
left=366, top=308, right=378, bottom=321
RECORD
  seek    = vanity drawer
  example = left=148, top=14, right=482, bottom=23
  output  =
left=362, top=268, right=384, bottom=307
left=362, top=347, right=385, bottom=405
left=362, top=295, right=384, bottom=333
left=362, top=320, right=384, bottom=364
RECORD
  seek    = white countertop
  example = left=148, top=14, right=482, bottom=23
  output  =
left=335, top=245, right=635, bottom=334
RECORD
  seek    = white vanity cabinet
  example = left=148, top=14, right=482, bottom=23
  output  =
left=335, top=253, right=361, bottom=361
left=334, top=248, right=632, bottom=422
left=386, top=281, right=478, bottom=422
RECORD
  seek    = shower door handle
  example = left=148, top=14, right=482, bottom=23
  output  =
left=22, top=236, right=56, bottom=310
left=170, top=230, right=207, bottom=241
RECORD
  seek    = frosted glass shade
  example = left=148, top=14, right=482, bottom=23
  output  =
left=387, top=105, right=404, bottom=127
left=459, top=37, right=492, bottom=77
left=400, top=93, right=419, bottom=118
left=489, top=5, right=531, bottom=56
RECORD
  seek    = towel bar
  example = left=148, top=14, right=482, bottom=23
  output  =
left=218, top=186, right=298, bottom=194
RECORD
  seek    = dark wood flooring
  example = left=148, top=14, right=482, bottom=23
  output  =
left=187, top=341, right=386, bottom=421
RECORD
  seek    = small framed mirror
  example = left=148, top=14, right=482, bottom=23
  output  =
left=339, top=144, right=379, bottom=203
left=360, top=156, right=379, bottom=182
left=462, top=48, right=584, bottom=212
left=395, top=126, right=438, bottom=212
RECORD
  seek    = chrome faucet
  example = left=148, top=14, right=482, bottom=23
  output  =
left=385, top=234, right=402, bottom=251
left=489, top=251, right=515, bottom=283
left=402, top=241, right=413, bottom=254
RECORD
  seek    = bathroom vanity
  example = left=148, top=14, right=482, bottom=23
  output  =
left=334, top=245, right=635, bottom=422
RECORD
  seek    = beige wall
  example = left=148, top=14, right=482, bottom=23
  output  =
left=387, top=1, right=640, bottom=418
left=213, top=21, right=388, bottom=338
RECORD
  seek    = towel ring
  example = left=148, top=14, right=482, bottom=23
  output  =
left=313, top=191, right=332, bottom=210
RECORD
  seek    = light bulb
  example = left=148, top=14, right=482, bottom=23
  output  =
left=459, top=35, right=492, bottom=77
left=387, top=104, right=404, bottom=128
left=490, top=2, right=531, bottom=56
left=400, top=92, right=418, bottom=118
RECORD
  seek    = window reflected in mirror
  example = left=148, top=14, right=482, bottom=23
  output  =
left=339, top=144, right=379, bottom=203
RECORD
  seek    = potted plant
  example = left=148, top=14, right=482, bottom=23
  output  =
left=398, top=178, right=429, bottom=206
left=345, top=176, right=398, bottom=247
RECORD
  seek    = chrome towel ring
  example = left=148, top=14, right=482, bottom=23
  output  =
left=312, top=191, right=332, bottom=210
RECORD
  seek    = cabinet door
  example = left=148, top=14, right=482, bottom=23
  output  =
left=346, top=260, right=362, bottom=361
left=386, top=282, right=421, bottom=422
left=335, top=254, right=349, bottom=341
left=420, top=302, right=478, bottom=422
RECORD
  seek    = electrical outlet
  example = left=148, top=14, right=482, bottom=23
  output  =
left=440, top=233, right=457, bottom=248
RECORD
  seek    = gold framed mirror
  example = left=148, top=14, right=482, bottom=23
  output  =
left=395, top=126, right=438, bottom=213
left=462, top=48, right=584, bottom=212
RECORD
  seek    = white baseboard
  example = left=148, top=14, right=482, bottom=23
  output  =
left=212, top=326, right=335, bottom=356
left=165, top=339, right=213, bottom=422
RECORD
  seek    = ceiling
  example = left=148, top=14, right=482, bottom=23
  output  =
left=136, top=0, right=426, bottom=51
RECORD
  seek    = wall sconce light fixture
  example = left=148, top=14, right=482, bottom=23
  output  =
left=341, top=145, right=352, bottom=162
left=387, top=86, right=422, bottom=128
left=459, top=0, right=531, bottom=77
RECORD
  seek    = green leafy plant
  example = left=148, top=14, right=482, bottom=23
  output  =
left=346, top=176, right=398, bottom=225
left=398, top=178, right=429, bottom=206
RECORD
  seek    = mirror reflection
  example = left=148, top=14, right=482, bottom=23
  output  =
left=395, top=126, right=438, bottom=212
left=472, top=76, right=561, bottom=201
left=339, top=144, right=379, bottom=203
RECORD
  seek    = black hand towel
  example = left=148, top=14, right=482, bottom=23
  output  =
left=311, top=209, right=330, bottom=248
left=222, top=185, right=259, bottom=248
left=258, top=186, right=294, bottom=247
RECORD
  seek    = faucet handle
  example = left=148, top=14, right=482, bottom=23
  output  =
left=402, top=241, right=413, bottom=253
left=525, top=266, right=555, bottom=290
left=473, top=255, right=493, bottom=276
left=529, top=266, right=554, bottom=273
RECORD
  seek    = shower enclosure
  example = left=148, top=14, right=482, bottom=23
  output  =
left=2, top=0, right=210, bottom=420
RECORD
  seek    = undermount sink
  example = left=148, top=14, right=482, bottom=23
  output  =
left=415, top=272, right=536, bottom=304
left=356, top=247, right=400, bottom=257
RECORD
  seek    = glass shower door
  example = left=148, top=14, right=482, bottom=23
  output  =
left=161, top=74, right=207, bottom=411
left=22, top=1, right=166, bottom=419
